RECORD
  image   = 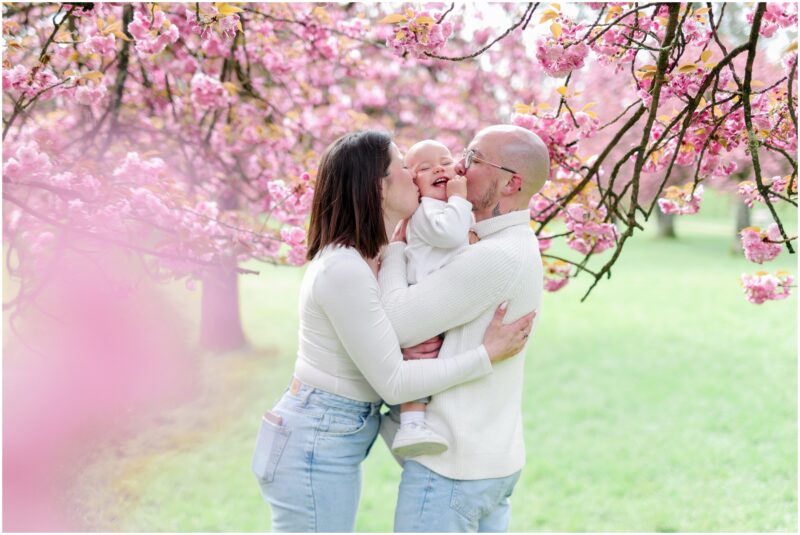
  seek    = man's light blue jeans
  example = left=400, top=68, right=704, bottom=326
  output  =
left=394, top=460, right=521, bottom=532
left=252, top=379, right=381, bottom=532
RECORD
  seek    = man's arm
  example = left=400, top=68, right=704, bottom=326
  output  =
left=379, top=240, right=520, bottom=346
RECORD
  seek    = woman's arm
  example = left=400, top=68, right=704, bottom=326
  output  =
left=379, top=240, right=520, bottom=347
left=315, top=253, right=492, bottom=405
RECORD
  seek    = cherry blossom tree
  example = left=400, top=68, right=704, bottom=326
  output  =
left=3, top=3, right=797, bottom=360
left=2, top=3, right=513, bottom=352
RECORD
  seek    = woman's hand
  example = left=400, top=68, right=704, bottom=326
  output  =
left=391, top=218, right=410, bottom=243
left=483, top=303, right=537, bottom=363
left=401, top=335, right=444, bottom=360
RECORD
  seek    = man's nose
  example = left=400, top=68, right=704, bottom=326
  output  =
left=454, top=159, right=466, bottom=175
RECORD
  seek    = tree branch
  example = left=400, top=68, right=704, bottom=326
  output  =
left=581, top=3, right=681, bottom=301
left=740, top=3, right=794, bottom=253
left=424, top=3, right=536, bottom=61
left=38, top=4, right=69, bottom=63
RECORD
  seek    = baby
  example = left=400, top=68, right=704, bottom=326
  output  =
left=390, top=139, right=475, bottom=457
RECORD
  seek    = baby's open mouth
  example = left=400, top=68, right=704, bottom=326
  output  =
left=432, top=177, right=449, bottom=187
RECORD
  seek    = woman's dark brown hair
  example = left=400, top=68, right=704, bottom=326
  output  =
left=306, top=130, right=392, bottom=260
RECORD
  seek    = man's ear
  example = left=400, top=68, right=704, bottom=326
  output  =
left=503, top=174, right=523, bottom=195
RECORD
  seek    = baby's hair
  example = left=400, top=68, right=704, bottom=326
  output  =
left=408, top=139, right=449, bottom=152
left=405, top=139, right=452, bottom=163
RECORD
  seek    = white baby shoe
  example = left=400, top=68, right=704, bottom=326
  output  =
left=379, top=411, right=405, bottom=466
left=391, top=421, right=449, bottom=457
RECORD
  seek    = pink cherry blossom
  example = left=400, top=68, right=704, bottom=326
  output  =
left=738, top=176, right=793, bottom=208
left=563, top=197, right=618, bottom=255
left=536, top=16, right=589, bottom=78
left=566, top=219, right=619, bottom=255
left=783, top=51, right=798, bottom=77
left=84, top=34, right=116, bottom=57
left=543, top=259, right=571, bottom=292
left=4, top=66, right=63, bottom=100
left=2, top=64, right=29, bottom=89
left=681, top=16, right=712, bottom=47
left=740, top=271, right=794, bottom=304
left=573, top=111, right=599, bottom=138
left=128, top=7, right=180, bottom=56
left=286, top=244, right=308, bottom=266
left=529, top=192, right=562, bottom=223
left=112, top=152, right=168, bottom=184
left=190, top=73, right=231, bottom=110
left=473, top=27, right=492, bottom=46
left=280, top=227, right=307, bottom=247
left=385, top=10, right=453, bottom=59
left=202, top=32, right=230, bottom=57
left=748, top=3, right=798, bottom=38
left=740, top=224, right=784, bottom=264
left=218, top=15, right=241, bottom=41
left=658, top=184, right=704, bottom=215
left=698, top=156, right=737, bottom=180
left=537, top=228, right=553, bottom=252
left=75, top=83, right=107, bottom=105
left=63, top=3, right=96, bottom=17
left=3, top=141, right=53, bottom=182
left=511, top=111, right=579, bottom=171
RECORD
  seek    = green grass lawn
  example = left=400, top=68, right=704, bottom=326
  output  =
left=67, top=195, right=796, bottom=532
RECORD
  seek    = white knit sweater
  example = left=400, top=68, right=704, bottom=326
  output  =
left=379, top=210, right=542, bottom=480
left=292, top=245, right=492, bottom=406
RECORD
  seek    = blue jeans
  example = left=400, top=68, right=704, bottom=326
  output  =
left=394, top=461, right=521, bottom=532
left=251, top=379, right=381, bottom=532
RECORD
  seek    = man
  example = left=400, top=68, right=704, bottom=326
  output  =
left=378, top=124, right=550, bottom=532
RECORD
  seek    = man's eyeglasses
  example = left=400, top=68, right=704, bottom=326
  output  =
left=462, top=149, right=517, bottom=175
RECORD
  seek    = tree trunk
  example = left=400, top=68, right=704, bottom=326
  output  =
left=200, top=187, right=246, bottom=352
left=200, top=256, right=247, bottom=352
left=656, top=209, right=677, bottom=238
left=731, top=197, right=751, bottom=254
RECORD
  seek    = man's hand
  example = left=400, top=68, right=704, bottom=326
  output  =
left=402, top=334, right=444, bottom=360
left=446, top=175, right=467, bottom=199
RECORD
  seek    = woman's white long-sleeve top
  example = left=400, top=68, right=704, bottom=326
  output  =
left=292, top=245, right=492, bottom=406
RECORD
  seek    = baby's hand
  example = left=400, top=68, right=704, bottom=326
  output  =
left=447, top=175, right=467, bottom=199
left=391, top=218, right=410, bottom=243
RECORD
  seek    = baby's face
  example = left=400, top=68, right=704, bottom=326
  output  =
left=405, top=142, right=456, bottom=202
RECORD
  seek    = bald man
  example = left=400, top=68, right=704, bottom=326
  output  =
left=378, top=125, right=549, bottom=532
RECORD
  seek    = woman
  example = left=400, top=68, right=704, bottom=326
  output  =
left=251, top=131, right=534, bottom=532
